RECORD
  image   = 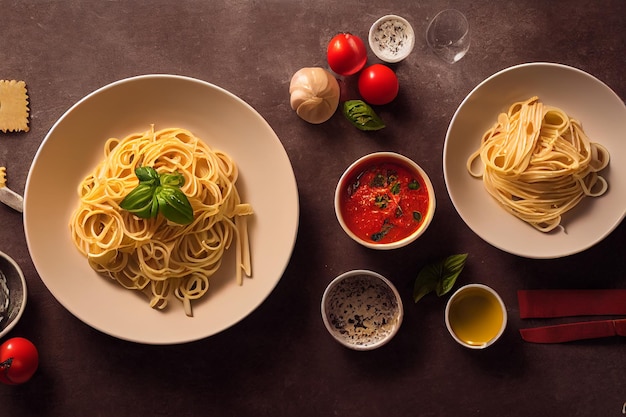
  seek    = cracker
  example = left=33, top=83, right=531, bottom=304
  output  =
left=0, top=80, right=30, bottom=133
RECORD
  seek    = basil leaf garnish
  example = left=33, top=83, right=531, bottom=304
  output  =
left=120, top=183, right=158, bottom=218
left=413, top=262, right=442, bottom=303
left=160, top=172, right=185, bottom=188
left=436, top=253, right=468, bottom=296
left=342, top=100, right=386, bottom=131
left=413, top=254, right=468, bottom=303
left=408, top=179, right=420, bottom=190
left=120, top=166, right=194, bottom=225
left=135, top=166, right=160, bottom=184
left=371, top=220, right=393, bottom=242
left=156, top=186, right=194, bottom=225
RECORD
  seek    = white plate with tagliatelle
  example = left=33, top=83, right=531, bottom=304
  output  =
left=444, top=62, right=626, bottom=259
left=24, top=75, right=299, bottom=344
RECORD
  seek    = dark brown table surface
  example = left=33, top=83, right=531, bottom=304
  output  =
left=1, top=1, right=625, bottom=416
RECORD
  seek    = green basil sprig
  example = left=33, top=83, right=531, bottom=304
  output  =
left=120, top=166, right=194, bottom=225
left=343, top=100, right=385, bottom=131
left=413, top=254, right=468, bottom=303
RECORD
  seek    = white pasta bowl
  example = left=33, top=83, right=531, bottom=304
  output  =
left=443, top=62, right=626, bottom=258
left=23, top=75, right=299, bottom=344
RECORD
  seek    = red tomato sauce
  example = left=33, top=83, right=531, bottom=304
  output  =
left=340, top=160, right=430, bottom=244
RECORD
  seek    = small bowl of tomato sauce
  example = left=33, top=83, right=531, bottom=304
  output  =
left=335, top=152, right=435, bottom=249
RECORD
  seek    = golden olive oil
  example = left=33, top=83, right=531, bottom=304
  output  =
left=448, top=287, right=504, bottom=346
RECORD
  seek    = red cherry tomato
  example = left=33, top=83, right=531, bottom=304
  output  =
left=0, top=337, right=39, bottom=385
left=326, top=33, right=367, bottom=76
left=358, top=64, right=399, bottom=105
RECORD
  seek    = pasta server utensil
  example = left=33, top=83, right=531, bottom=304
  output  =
left=0, top=186, right=23, bottom=213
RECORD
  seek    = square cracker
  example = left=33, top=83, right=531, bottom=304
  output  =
left=0, top=80, right=30, bottom=133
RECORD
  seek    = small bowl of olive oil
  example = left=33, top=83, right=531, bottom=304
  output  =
left=445, top=284, right=507, bottom=349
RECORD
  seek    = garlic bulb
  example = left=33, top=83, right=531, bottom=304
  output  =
left=289, top=67, right=340, bottom=124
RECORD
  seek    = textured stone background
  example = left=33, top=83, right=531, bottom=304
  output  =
left=1, top=1, right=624, bottom=416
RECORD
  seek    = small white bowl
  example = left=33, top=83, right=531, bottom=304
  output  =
left=321, top=270, right=403, bottom=351
left=335, top=152, right=436, bottom=250
left=0, top=250, right=27, bottom=339
left=369, top=14, right=415, bottom=63
left=445, top=284, right=507, bottom=349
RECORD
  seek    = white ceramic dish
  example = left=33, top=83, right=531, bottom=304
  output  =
left=0, top=250, right=27, bottom=339
left=443, top=62, right=626, bottom=258
left=445, top=284, right=507, bottom=350
left=24, top=75, right=299, bottom=344
left=368, top=14, right=415, bottom=63
left=321, top=270, right=403, bottom=351
left=335, top=152, right=435, bottom=250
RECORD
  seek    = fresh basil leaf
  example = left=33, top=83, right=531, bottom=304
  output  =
left=413, top=262, right=443, bottom=303
left=413, top=254, right=468, bottom=302
left=121, top=166, right=195, bottom=224
left=342, top=100, right=386, bottom=131
left=160, top=171, right=185, bottom=188
left=156, top=186, right=194, bottom=225
left=135, top=166, right=160, bottom=184
left=119, top=183, right=158, bottom=218
left=436, top=254, right=469, bottom=296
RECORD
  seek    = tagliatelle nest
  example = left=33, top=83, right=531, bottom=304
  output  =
left=0, top=80, right=30, bottom=133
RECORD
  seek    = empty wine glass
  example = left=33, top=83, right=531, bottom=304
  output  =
left=426, top=9, right=470, bottom=64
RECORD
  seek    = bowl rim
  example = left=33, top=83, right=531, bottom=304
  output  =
left=334, top=151, right=436, bottom=250
left=444, top=283, right=507, bottom=349
left=0, top=250, right=27, bottom=339
left=368, top=14, right=415, bottom=63
left=321, top=269, right=404, bottom=351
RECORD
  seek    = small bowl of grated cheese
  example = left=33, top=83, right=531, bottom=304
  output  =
left=321, top=270, right=403, bottom=351
left=369, top=14, right=415, bottom=63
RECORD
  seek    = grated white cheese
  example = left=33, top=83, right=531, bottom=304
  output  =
left=372, top=18, right=410, bottom=57
left=325, top=274, right=400, bottom=347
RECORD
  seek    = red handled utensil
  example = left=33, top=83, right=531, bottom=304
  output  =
left=518, top=290, right=626, bottom=343
left=518, top=289, right=626, bottom=318
left=520, top=318, right=626, bottom=343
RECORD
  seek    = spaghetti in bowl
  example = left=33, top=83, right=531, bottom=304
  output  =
left=443, top=63, right=626, bottom=258
left=24, top=75, right=299, bottom=344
